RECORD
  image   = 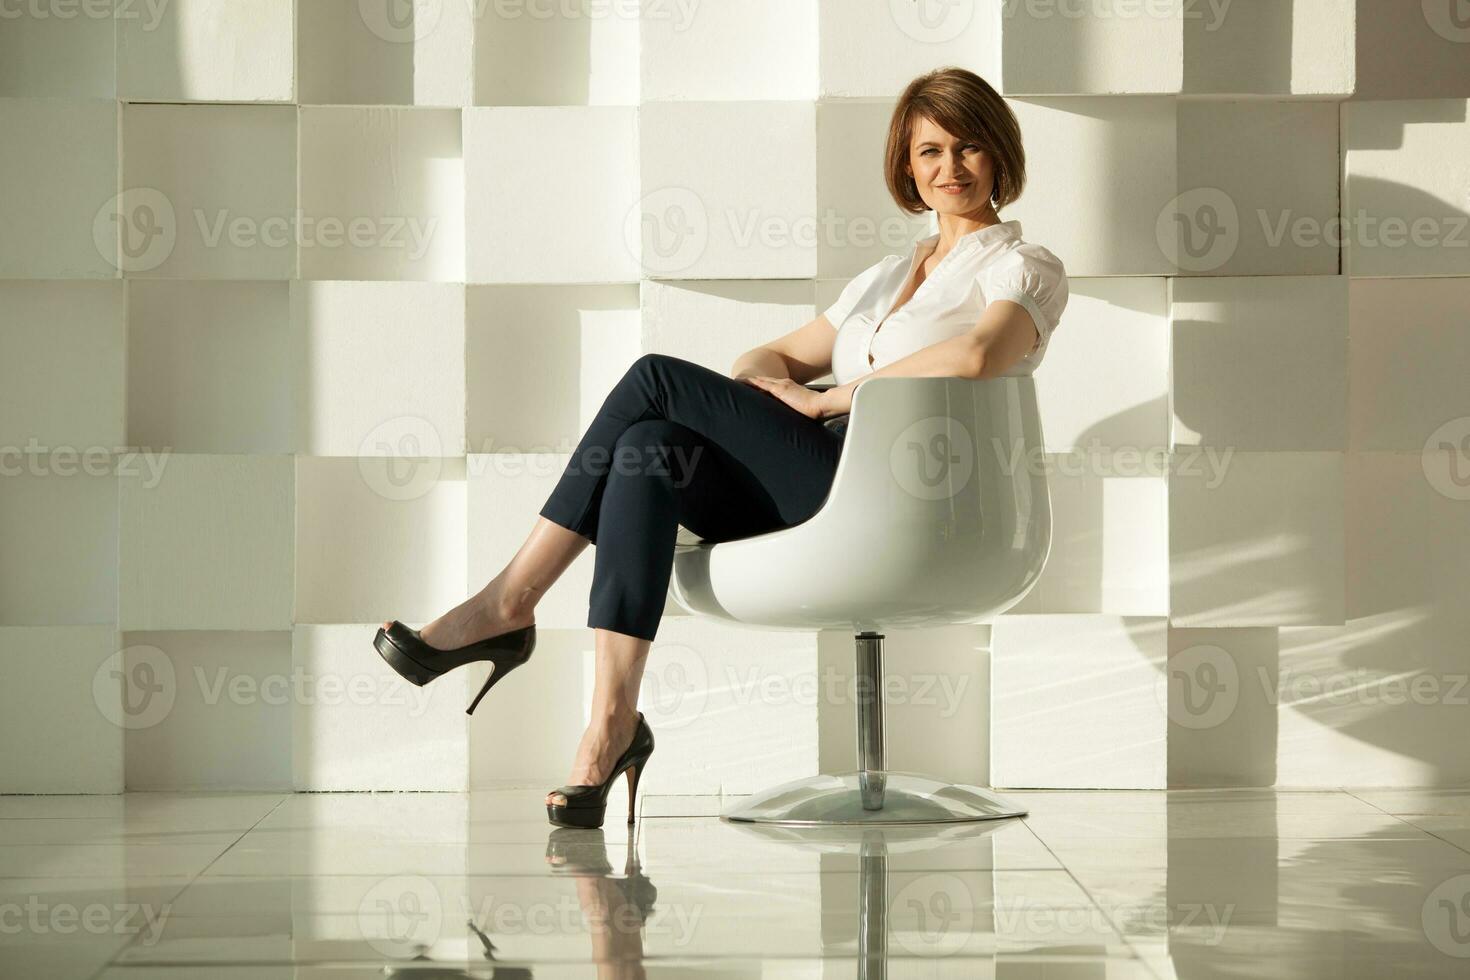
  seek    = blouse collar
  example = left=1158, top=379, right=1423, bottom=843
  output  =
left=917, top=218, right=1022, bottom=257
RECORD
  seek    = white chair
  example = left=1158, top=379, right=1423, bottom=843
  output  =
left=668, top=375, right=1052, bottom=824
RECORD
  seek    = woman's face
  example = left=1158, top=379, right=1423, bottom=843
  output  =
left=906, top=115, right=996, bottom=218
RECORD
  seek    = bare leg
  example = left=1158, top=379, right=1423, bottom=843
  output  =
left=546, top=627, right=651, bottom=806
left=576, top=875, right=648, bottom=977
left=387, top=517, right=588, bottom=650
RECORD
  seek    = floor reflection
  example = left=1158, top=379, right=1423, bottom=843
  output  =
left=8, top=789, right=1470, bottom=977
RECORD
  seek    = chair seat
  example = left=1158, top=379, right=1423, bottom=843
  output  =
left=668, top=376, right=1052, bottom=633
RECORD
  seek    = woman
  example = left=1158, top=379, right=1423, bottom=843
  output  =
left=373, top=67, right=1069, bottom=829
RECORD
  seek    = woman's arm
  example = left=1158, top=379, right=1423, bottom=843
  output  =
left=731, top=316, right=838, bottom=382
left=816, top=299, right=1040, bottom=416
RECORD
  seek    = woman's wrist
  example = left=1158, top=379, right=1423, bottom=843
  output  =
left=818, top=382, right=855, bottom=418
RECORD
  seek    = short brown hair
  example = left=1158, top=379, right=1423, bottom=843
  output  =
left=884, top=67, right=1026, bottom=215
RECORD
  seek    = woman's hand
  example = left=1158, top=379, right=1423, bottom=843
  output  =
left=739, top=376, right=828, bottom=420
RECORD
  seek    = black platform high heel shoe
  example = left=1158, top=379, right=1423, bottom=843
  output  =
left=373, top=619, right=536, bottom=716
left=546, top=713, right=655, bottom=829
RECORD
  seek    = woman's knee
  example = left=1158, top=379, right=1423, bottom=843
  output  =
left=612, top=419, right=686, bottom=459
left=610, top=419, right=702, bottom=487
left=628, top=351, right=710, bottom=385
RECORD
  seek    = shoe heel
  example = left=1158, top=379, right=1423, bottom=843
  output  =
left=625, top=762, right=644, bottom=825
left=464, top=650, right=532, bottom=716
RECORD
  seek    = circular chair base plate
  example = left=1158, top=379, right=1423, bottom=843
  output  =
left=721, top=770, right=1028, bottom=825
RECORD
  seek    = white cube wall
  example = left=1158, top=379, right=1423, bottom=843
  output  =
left=473, top=0, right=639, bottom=106
left=122, top=104, right=298, bottom=279
left=127, top=280, right=296, bottom=453
left=0, top=2, right=115, bottom=98
left=638, top=101, right=818, bottom=279
left=1349, top=277, right=1470, bottom=451
left=1169, top=452, right=1346, bottom=628
left=0, top=99, right=118, bottom=278
left=298, top=0, right=473, bottom=106
left=1034, top=277, right=1170, bottom=455
left=466, top=285, right=642, bottom=453
left=1273, top=452, right=1470, bottom=787
left=1354, top=0, right=1470, bottom=100
left=292, top=625, right=469, bottom=791
left=818, top=0, right=999, bottom=99
left=1344, top=99, right=1470, bottom=278
left=0, top=627, right=124, bottom=793
left=294, top=457, right=467, bottom=626
left=464, top=107, right=640, bottom=283
left=627, top=617, right=820, bottom=796
left=1183, top=0, right=1355, bottom=96
left=291, top=281, right=466, bottom=457
left=122, top=631, right=293, bottom=790
left=119, top=455, right=295, bottom=631
left=641, top=280, right=821, bottom=378
left=0, top=281, right=125, bottom=451
left=1007, top=98, right=1179, bottom=276
left=992, top=615, right=1168, bottom=789
left=1176, top=101, right=1340, bottom=277
left=118, top=0, right=295, bottom=103
left=469, top=628, right=590, bottom=786
left=1170, top=276, right=1348, bottom=451
left=298, top=107, right=464, bottom=281
left=1001, top=0, right=1183, bottom=95
left=0, top=8, right=1463, bottom=793
left=1009, top=457, right=1169, bottom=616
left=0, top=468, right=117, bottom=627
left=1165, top=626, right=1280, bottom=788
left=640, top=0, right=817, bottom=102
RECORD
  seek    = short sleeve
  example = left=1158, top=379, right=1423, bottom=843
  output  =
left=981, top=245, right=1069, bottom=356
left=821, top=257, right=892, bottom=330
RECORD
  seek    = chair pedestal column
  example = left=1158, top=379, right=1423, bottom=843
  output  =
left=722, top=631, right=1030, bottom=825
left=855, top=631, right=887, bottom=811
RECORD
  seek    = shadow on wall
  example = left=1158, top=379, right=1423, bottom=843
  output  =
left=1109, top=163, right=1468, bottom=788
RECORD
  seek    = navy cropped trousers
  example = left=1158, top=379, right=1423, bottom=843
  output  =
left=539, top=353, right=846, bottom=641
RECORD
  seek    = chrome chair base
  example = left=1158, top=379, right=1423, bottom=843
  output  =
left=721, top=770, right=1028, bottom=825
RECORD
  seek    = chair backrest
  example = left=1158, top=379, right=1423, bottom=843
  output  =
left=670, top=375, right=1053, bottom=632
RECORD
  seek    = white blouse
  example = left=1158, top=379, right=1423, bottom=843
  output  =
left=822, top=219, right=1069, bottom=386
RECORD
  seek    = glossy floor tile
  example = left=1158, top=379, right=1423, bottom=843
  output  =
left=1, top=788, right=1469, bottom=978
